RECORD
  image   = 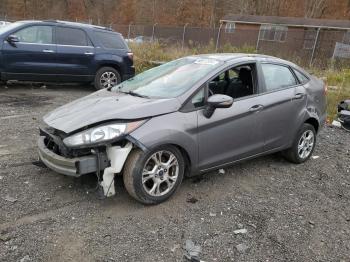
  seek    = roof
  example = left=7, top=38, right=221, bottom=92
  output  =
left=193, top=53, right=297, bottom=66
left=17, top=20, right=113, bottom=31
left=221, top=14, right=350, bottom=30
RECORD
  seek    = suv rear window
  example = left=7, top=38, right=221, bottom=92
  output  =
left=95, top=31, right=128, bottom=49
left=56, top=27, right=89, bottom=46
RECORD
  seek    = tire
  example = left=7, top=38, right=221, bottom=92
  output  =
left=283, top=123, right=316, bottom=164
left=123, top=145, right=185, bottom=204
left=94, top=66, right=121, bottom=90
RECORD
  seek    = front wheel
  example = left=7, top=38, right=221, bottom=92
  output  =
left=94, top=67, right=121, bottom=90
left=283, top=123, right=316, bottom=164
left=123, top=146, right=185, bottom=204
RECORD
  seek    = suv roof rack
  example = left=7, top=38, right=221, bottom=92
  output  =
left=42, top=20, right=113, bottom=31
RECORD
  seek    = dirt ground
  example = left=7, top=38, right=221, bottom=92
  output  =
left=0, top=84, right=349, bottom=262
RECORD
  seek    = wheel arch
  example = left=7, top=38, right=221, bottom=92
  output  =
left=138, top=142, right=193, bottom=177
left=96, top=63, right=122, bottom=76
left=170, top=143, right=192, bottom=177
left=304, top=117, right=319, bottom=133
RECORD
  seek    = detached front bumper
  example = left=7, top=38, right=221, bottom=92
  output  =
left=38, top=136, right=108, bottom=177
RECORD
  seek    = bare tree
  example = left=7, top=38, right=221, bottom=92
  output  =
left=254, top=0, right=286, bottom=16
left=305, top=0, right=327, bottom=18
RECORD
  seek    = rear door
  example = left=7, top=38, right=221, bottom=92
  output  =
left=257, top=62, right=306, bottom=151
left=2, top=25, right=57, bottom=81
left=55, top=26, right=95, bottom=81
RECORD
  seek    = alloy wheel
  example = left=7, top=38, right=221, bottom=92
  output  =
left=297, top=130, right=315, bottom=159
left=100, top=71, right=118, bottom=88
left=142, top=150, right=179, bottom=197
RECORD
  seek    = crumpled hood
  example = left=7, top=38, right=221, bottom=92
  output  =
left=44, top=89, right=181, bottom=133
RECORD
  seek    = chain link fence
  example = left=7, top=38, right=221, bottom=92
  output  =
left=112, top=23, right=350, bottom=68
left=0, top=15, right=349, bottom=68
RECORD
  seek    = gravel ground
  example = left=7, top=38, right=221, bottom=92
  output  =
left=0, top=84, right=350, bottom=262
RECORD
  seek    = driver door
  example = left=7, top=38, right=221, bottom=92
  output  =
left=2, top=25, right=57, bottom=81
left=196, top=63, right=265, bottom=171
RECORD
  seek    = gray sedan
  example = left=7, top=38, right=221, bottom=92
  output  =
left=38, top=54, right=327, bottom=204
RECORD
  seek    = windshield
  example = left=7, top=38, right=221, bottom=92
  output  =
left=111, top=57, right=222, bottom=98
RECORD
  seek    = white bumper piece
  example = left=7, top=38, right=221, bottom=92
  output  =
left=101, top=142, right=133, bottom=197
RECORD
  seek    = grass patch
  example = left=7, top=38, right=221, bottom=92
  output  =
left=129, top=42, right=350, bottom=120
left=322, top=69, right=350, bottom=120
left=129, top=41, right=256, bottom=73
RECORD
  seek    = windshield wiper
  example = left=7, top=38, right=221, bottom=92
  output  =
left=122, top=91, right=150, bottom=99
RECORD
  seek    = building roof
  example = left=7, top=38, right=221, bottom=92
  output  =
left=221, top=14, right=350, bottom=30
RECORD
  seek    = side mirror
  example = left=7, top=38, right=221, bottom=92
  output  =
left=204, top=94, right=233, bottom=118
left=7, top=35, right=19, bottom=45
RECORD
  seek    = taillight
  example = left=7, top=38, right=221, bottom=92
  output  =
left=127, top=52, right=134, bottom=61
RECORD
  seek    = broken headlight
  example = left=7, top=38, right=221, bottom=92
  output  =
left=63, top=120, right=146, bottom=148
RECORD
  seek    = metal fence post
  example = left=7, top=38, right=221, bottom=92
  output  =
left=256, top=26, right=262, bottom=52
left=127, top=22, right=133, bottom=40
left=182, top=23, right=189, bottom=50
left=152, top=23, right=158, bottom=42
left=215, top=22, right=223, bottom=52
left=309, top=27, right=321, bottom=67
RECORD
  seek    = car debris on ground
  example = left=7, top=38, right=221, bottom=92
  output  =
left=233, top=228, right=248, bottom=234
left=338, top=100, right=350, bottom=131
left=184, top=240, right=202, bottom=262
left=2, top=195, right=17, bottom=203
left=236, top=243, right=249, bottom=253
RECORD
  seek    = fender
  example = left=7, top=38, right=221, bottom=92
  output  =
left=94, top=54, right=125, bottom=74
left=129, top=112, right=199, bottom=174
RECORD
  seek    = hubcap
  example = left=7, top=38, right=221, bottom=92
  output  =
left=100, top=71, right=118, bottom=88
left=298, top=130, right=315, bottom=159
left=142, top=150, right=179, bottom=197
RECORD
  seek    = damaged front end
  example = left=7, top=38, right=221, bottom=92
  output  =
left=38, top=121, right=147, bottom=197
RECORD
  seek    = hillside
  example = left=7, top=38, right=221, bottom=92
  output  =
left=0, top=0, right=349, bottom=26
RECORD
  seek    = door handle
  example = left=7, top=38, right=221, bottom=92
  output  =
left=294, top=93, right=305, bottom=100
left=42, top=49, right=54, bottom=53
left=84, top=51, right=94, bottom=55
left=249, top=104, right=264, bottom=112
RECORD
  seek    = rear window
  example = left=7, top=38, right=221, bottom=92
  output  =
left=261, top=64, right=297, bottom=91
left=56, top=27, right=89, bottom=46
left=293, top=69, right=310, bottom=84
left=95, top=31, right=128, bottom=49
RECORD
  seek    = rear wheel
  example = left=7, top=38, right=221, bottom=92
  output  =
left=123, top=146, right=184, bottom=204
left=94, top=66, right=121, bottom=90
left=283, top=123, right=316, bottom=164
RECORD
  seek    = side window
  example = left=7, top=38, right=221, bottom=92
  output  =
left=14, top=26, right=53, bottom=44
left=94, top=31, right=128, bottom=49
left=191, top=88, right=205, bottom=108
left=261, top=64, right=297, bottom=92
left=228, top=69, right=238, bottom=80
left=56, top=27, right=89, bottom=46
left=208, top=63, right=256, bottom=99
left=293, top=69, right=310, bottom=84
left=218, top=72, right=225, bottom=81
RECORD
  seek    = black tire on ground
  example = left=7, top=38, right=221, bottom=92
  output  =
left=123, top=146, right=185, bottom=205
left=283, top=123, right=316, bottom=164
left=94, top=66, right=121, bottom=90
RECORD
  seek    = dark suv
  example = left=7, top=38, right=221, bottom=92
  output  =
left=0, top=20, right=134, bottom=89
